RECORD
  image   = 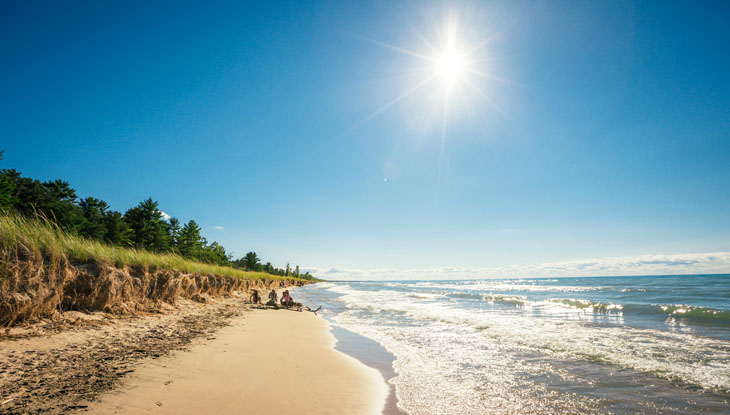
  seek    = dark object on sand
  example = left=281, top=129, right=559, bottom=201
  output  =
left=249, top=290, right=260, bottom=304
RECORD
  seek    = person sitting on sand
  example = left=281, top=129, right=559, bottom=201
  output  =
left=250, top=290, right=260, bottom=304
left=268, top=289, right=278, bottom=305
left=281, top=290, right=294, bottom=307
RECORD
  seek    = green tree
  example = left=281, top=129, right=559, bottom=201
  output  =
left=177, top=220, right=204, bottom=258
left=103, top=210, right=131, bottom=246
left=244, top=251, right=261, bottom=271
left=124, top=198, right=171, bottom=252
left=45, top=180, right=83, bottom=231
left=168, top=217, right=181, bottom=249
left=198, top=241, right=230, bottom=265
left=1, top=170, right=32, bottom=215
left=78, top=197, right=109, bottom=240
left=0, top=152, right=18, bottom=212
left=8, top=175, right=84, bottom=231
left=0, top=173, right=14, bottom=212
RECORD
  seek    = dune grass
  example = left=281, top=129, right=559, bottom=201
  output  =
left=0, top=213, right=301, bottom=282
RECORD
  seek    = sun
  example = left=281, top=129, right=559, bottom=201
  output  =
left=324, top=12, right=510, bottom=150
left=436, top=50, right=465, bottom=85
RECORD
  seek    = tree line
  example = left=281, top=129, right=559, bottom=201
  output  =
left=0, top=151, right=315, bottom=280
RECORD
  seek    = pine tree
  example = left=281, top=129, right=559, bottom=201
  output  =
left=178, top=220, right=204, bottom=258
left=0, top=152, right=18, bottom=212
left=103, top=210, right=131, bottom=246
left=244, top=251, right=261, bottom=271
left=124, top=198, right=171, bottom=252
left=168, top=217, right=181, bottom=249
left=78, top=197, right=109, bottom=240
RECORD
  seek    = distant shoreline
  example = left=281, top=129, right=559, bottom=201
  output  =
left=322, top=272, right=730, bottom=283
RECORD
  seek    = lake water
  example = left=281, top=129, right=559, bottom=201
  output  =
left=295, top=275, right=730, bottom=414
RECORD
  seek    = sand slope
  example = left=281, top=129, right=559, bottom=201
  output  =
left=86, top=309, right=388, bottom=415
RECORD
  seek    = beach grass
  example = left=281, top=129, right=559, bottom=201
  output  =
left=0, top=213, right=299, bottom=282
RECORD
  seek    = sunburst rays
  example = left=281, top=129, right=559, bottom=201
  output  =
left=332, top=14, right=511, bottom=149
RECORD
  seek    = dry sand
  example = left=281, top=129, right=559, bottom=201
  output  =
left=84, top=309, right=389, bottom=415
left=0, top=297, right=247, bottom=414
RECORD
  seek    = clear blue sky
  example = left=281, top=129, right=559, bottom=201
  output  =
left=2, top=1, right=729, bottom=276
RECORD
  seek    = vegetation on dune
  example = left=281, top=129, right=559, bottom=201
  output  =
left=0, top=213, right=311, bottom=325
left=0, top=149, right=317, bottom=281
left=0, top=213, right=295, bottom=282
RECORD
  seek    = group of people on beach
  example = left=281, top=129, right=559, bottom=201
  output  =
left=249, top=289, right=296, bottom=307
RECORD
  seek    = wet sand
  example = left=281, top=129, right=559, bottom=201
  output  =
left=85, top=308, right=388, bottom=414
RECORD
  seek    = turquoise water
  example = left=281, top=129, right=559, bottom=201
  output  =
left=296, top=275, right=730, bottom=415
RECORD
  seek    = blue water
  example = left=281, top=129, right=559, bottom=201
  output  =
left=295, top=275, right=730, bottom=415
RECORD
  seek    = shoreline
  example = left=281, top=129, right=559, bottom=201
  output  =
left=290, top=284, right=407, bottom=414
left=330, top=325, right=406, bottom=415
left=84, top=307, right=388, bottom=414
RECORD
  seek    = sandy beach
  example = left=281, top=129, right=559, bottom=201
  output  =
left=0, top=293, right=389, bottom=415
left=85, top=308, right=388, bottom=414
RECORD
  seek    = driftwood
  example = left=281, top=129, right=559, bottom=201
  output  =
left=252, top=303, right=322, bottom=314
left=303, top=305, right=322, bottom=315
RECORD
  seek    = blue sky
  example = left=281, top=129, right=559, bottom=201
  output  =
left=2, top=1, right=729, bottom=277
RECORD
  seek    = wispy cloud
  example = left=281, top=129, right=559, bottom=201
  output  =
left=305, top=252, right=730, bottom=281
left=212, top=226, right=224, bottom=230
left=158, top=210, right=171, bottom=221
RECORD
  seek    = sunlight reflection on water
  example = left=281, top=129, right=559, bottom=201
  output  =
left=295, top=277, right=730, bottom=415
